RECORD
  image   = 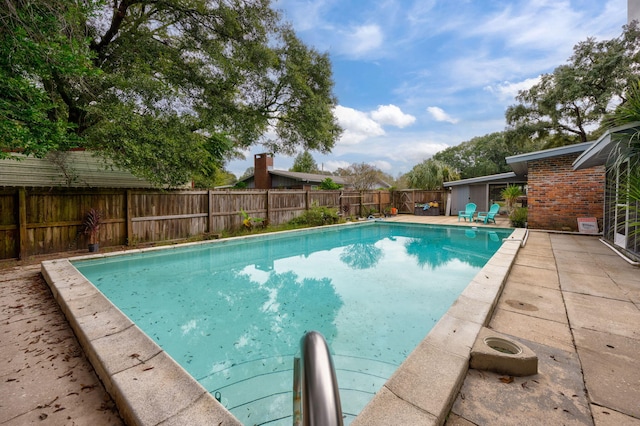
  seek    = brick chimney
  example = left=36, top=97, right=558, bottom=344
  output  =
left=254, top=153, right=273, bottom=189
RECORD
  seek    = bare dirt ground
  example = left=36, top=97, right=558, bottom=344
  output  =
left=1, top=261, right=124, bottom=425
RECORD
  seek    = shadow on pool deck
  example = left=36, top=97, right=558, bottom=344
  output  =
left=2, top=215, right=639, bottom=425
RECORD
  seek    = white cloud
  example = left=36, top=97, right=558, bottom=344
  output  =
left=405, top=0, right=438, bottom=26
left=340, top=24, right=384, bottom=57
left=370, top=104, right=416, bottom=128
left=333, top=104, right=417, bottom=147
left=393, top=140, right=450, bottom=161
left=278, top=0, right=328, bottom=32
left=334, top=105, right=385, bottom=145
left=484, top=76, right=542, bottom=101
left=372, top=160, right=392, bottom=172
left=471, top=2, right=582, bottom=50
left=426, top=106, right=459, bottom=124
left=322, top=160, right=351, bottom=172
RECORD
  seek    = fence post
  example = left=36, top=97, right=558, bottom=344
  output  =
left=208, top=190, right=213, bottom=233
left=266, top=190, right=270, bottom=225
left=18, top=187, right=27, bottom=260
left=305, top=190, right=310, bottom=211
left=126, top=190, right=133, bottom=246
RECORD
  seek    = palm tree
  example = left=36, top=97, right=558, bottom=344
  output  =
left=500, top=185, right=523, bottom=214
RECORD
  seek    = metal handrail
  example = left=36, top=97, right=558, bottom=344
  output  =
left=293, top=331, right=343, bottom=426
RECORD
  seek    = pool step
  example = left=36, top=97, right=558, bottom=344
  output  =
left=198, top=355, right=397, bottom=424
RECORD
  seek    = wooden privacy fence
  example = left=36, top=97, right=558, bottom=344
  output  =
left=393, top=190, right=447, bottom=213
left=0, top=188, right=401, bottom=260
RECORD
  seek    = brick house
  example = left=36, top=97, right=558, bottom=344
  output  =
left=506, top=142, right=605, bottom=231
left=444, top=142, right=606, bottom=232
left=240, top=153, right=391, bottom=190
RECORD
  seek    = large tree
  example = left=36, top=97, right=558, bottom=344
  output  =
left=336, top=162, right=382, bottom=191
left=505, top=22, right=640, bottom=149
left=290, top=150, right=318, bottom=173
left=1, top=0, right=341, bottom=186
left=432, top=131, right=531, bottom=179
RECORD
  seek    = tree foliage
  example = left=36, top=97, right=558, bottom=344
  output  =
left=336, top=162, right=382, bottom=191
left=432, top=132, right=531, bottom=179
left=192, top=168, right=237, bottom=189
left=319, top=177, right=341, bottom=190
left=1, top=0, right=342, bottom=186
left=505, top=23, right=640, bottom=149
left=0, top=1, right=95, bottom=156
left=605, top=79, right=640, bottom=168
left=403, top=159, right=460, bottom=190
left=290, top=150, right=318, bottom=173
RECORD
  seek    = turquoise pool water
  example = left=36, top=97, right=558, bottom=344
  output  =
left=74, top=222, right=511, bottom=424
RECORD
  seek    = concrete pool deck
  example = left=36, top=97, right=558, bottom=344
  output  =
left=1, top=215, right=638, bottom=425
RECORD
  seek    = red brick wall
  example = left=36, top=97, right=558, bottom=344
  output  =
left=527, top=153, right=605, bottom=231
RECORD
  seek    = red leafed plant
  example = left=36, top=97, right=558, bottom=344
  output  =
left=81, top=208, right=103, bottom=245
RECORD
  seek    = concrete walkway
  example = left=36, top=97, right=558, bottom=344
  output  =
left=0, top=263, right=124, bottom=425
left=1, top=217, right=639, bottom=425
left=448, top=231, right=640, bottom=426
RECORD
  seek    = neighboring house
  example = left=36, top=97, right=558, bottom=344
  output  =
left=240, top=153, right=392, bottom=190
left=0, top=151, right=160, bottom=188
left=573, top=122, right=640, bottom=262
left=444, top=142, right=606, bottom=232
left=443, top=172, right=525, bottom=215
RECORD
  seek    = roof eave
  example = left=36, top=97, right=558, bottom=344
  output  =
left=443, top=172, right=519, bottom=187
left=573, top=122, right=640, bottom=170
left=506, top=141, right=594, bottom=176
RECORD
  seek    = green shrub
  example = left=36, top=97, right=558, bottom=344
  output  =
left=509, top=207, right=528, bottom=228
left=319, top=177, right=342, bottom=190
left=289, top=206, right=340, bottom=226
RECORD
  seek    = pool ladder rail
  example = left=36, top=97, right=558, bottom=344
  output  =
left=293, top=331, right=344, bottom=426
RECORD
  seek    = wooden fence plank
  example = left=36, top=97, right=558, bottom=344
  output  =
left=18, top=188, right=27, bottom=260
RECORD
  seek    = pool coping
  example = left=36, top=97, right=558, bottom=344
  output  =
left=41, top=224, right=525, bottom=426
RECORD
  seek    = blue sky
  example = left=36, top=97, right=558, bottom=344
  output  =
left=227, top=0, right=627, bottom=178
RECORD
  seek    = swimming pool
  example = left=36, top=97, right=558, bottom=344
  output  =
left=72, top=222, right=512, bottom=424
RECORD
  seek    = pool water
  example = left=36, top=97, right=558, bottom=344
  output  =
left=74, top=222, right=510, bottom=424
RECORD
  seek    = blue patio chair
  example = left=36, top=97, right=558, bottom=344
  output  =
left=458, top=203, right=476, bottom=222
left=476, top=203, right=500, bottom=224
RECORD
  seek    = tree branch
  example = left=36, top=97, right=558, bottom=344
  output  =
left=91, top=0, right=136, bottom=62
